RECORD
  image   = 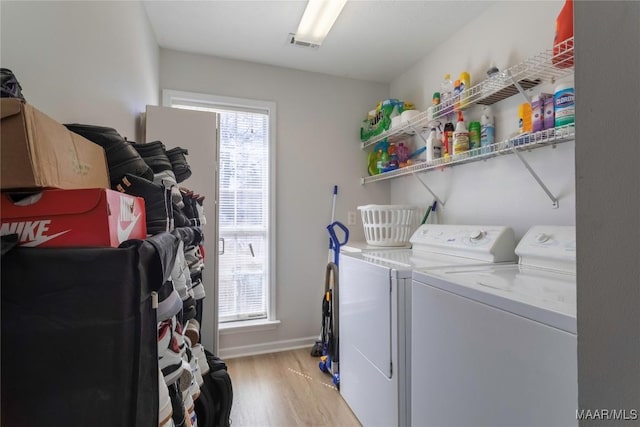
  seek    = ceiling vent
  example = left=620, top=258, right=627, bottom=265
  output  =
left=288, top=33, right=320, bottom=50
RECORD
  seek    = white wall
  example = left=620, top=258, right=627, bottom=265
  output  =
left=388, top=1, right=574, bottom=238
left=0, top=1, right=159, bottom=140
left=575, top=2, right=640, bottom=423
left=159, top=49, right=389, bottom=356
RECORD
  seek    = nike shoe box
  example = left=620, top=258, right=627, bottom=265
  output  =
left=0, top=188, right=147, bottom=248
left=0, top=98, right=110, bottom=191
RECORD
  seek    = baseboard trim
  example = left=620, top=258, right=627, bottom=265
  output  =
left=220, top=336, right=317, bottom=359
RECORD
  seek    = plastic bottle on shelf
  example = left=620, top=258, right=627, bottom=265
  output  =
left=443, top=121, right=454, bottom=160
left=554, top=78, right=575, bottom=127
left=480, top=106, right=495, bottom=153
left=452, top=111, right=470, bottom=156
left=531, top=95, right=544, bottom=133
left=459, top=71, right=471, bottom=108
left=432, top=92, right=441, bottom=106
left=468, top=121, right=481, bottom=152
left=380, top=149, right=390, bottom=171
left=388, top=142, right=398, bottom=168
left=553, top=0, right=574, bottom=68
left=440, top=74, right=454, bottom=116
left=388, top=142, right=397, bottom=157
left=376, top=148, right=384, bottom=174
left=425, top=127, right=442, bottom=162
left=518, top=102, right=532, bottom=134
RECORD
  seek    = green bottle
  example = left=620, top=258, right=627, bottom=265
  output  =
left=469, top=121, right=481, bottom=152
left=381, top=149, right=390, bottom=171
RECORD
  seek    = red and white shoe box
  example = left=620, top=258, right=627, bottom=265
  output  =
left=0, top=188, right=147, bottom=248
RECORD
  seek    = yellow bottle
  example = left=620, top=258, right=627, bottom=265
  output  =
left=459, top=71, right=471, bottom=108
left=518, top=103, right=533, bottom=133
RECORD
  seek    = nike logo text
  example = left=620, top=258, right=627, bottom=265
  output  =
left=0, top=220, right=71, bottom=247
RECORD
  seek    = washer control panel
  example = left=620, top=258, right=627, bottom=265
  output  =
left=409, top=224, right=516, bottom=262
left=516, top=226, right=576, bottom=272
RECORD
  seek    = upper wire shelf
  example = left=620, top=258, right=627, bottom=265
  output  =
left=360, top=37, right=575, bottom=150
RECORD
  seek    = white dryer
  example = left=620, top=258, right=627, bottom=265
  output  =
left=411, top=226, right=577, bottom=427
left=339, top=225, right=516, bottom=427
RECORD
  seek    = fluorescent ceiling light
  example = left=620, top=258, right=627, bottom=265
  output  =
left=295, top=0, right=347, bottom=46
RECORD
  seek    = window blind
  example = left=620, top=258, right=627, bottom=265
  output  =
left=218, top=110, right=269, bottom=321
left=173, top=103, right=270, bottom=322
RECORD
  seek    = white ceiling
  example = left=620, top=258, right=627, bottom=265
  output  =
left=143, top=1, right=495, bottom=84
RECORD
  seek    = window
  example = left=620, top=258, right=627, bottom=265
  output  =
left=163, top=90, right=276, bottom=325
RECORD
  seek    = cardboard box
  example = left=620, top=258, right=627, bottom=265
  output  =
left=1, top=99, right=109, bottom=190
left=0, top=188, right=147, bottom=248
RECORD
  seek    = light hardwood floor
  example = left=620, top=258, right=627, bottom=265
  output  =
left=226, top=348, right=362, bottom=427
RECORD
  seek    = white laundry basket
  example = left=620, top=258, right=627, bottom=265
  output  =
left=357, top=204, right=417, bottom=247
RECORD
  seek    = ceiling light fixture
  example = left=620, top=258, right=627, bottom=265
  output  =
left=292, top=0, right=347, bottom=48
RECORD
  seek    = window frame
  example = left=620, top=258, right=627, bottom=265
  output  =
left=162, top=89, right=277, bottom=326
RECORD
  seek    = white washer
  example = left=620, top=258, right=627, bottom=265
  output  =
left=339, top=225, right=516, bottom=427
left=411, top=226, right=577, bottom=427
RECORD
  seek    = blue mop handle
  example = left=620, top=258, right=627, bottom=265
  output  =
left=327, top=221, right=349, bottom=266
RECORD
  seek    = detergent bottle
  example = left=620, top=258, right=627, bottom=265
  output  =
left=468, top=121, right=481, bottom=152
left=425, top=127, right=442, bottom=162
left=553, top=0, right=574, bottom=68
left=452, top=111, right=469, bottom=156
left=380, top=148, right=390, bottom=171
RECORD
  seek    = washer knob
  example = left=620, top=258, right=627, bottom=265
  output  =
left=535, top=233, right=550, bottom=243
left=470, top=230, right=484, bottom=240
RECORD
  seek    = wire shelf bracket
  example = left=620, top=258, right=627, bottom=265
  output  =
left=506, top=70, right=533, bottom=104
left=411, top=172, right=446, bottom=208
left=511, top=147, right=559, bottom=209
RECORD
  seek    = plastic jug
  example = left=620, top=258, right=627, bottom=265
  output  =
left=553, top=0, right=574, bottom=68
left=452, top=111, right=469, bottom=155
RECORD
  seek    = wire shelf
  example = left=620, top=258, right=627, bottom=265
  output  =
left=361, top=123, right=575, bottom=184
left=360, top=37, right=575, bottom=150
